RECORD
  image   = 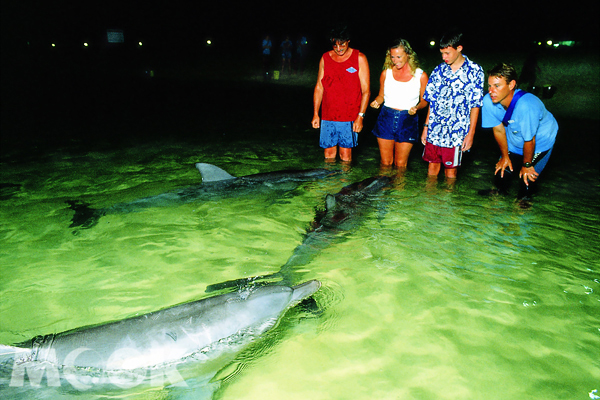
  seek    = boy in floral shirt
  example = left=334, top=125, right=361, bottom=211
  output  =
left=421, top=31, right=484, bottom=179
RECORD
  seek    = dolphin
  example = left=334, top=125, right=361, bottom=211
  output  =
left=206, top=175, right=392, bottom=292
left=68, top=163, right=335, bottom=229
left=2, top=280, right=320, bottom=375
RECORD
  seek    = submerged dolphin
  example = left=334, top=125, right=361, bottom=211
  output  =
left=68, top=163, right=334, bottom=229
left=3, top=280, right=320, bottom=373
left=206, top=175, right=392, bottom=292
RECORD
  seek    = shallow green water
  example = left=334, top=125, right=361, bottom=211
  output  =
left=1, top=131, right=598, bottom=400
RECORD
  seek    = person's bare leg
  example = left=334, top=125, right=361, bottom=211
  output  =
left=394, top=142, right=414, bottom=169
left=425, top=173, right=438, bottom=190
left=444, top=167, right=458, bottom=179
left=377, top=138, right=395, bottom=166
left=427, top=162, right=441, bottom=176
left=339, top=147, right=352, bottom=162
left=324, top=146, right=337, bottom=160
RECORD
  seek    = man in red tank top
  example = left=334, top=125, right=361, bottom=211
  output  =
left=312, top=27, right=370, bottom=162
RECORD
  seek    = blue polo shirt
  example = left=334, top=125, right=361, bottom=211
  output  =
left=482, top=89, right=558, bottom=155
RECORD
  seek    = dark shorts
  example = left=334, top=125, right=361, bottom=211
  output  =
left=422, top=142, right=462, bottom=168
left=372, top=107, right=419, bottom=143
left=508, top=147, right=553, bottom=174
left=320, top=120, right=358, bottom=149
left=529, top=147, right=553, bottom=174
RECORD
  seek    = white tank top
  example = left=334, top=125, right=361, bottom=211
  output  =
left=383, top=68, right=423, bottom=110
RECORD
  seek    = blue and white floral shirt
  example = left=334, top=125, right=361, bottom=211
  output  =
left=424, top=56, right=484, bottom=148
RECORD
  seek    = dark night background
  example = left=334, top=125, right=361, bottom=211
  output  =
left=2, top=1, right=597, bottom=50
left=1, top=1, right=598, bottom=154
left=2, top=0, right=598, bottom=50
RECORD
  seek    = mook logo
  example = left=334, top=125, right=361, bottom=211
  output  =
left=8, top=347, right=187, bottom=390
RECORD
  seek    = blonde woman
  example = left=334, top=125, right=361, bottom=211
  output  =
left=370, top=39, right=428, bottom=168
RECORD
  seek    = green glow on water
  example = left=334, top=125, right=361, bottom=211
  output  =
left=1, top=48, right=599, bottom=399
left=1, top=136, right=598, bottom=399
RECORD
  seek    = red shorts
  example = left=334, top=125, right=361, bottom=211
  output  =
left=422, top=142, right=462, bottom=168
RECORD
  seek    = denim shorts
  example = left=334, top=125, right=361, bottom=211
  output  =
left=372, top=106, right=419, bottom=143
left=319, top=120, right=358, bottom=149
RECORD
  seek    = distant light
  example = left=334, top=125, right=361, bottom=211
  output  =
left=553, top=43, right=559, bottom=48
left=51, top=43, right=56, bottom=47
left=559, top=40, right=575, bottom=47
left=83, top=42, right=89, bottom=47
left=206, top=40, right=212, bottom=45
left=546, top=40, right=553, bottom=46
left=537, top=42, right=542, bottom=46
left=138, top=41, right=143, bottom=46
left=429, top=40, right=436, bottom=47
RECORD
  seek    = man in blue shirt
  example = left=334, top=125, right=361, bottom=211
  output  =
left=421, top=31, right=484, bottom=179
left=482, top=63, right=558, bottom=199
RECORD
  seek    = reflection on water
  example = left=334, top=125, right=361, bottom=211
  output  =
left=0, top=130, right=598, bottom=399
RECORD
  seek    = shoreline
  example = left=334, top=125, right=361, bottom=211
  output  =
left=1, top=47, right=598, bottom=160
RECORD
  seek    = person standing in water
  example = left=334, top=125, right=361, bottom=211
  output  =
left=481, top=63, right=558, bottom=200
left=312, top=26, right=370, bottom=162
left=370, top=38, right=429, bottom=169
left=421, top=31, right=484, bottom=179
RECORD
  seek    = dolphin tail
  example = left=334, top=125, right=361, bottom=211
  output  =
left=67, top=200, right=104, bottom=229
left=291, top=280, right=321, bottom=303
left=195, top=163, right=236, bottom=183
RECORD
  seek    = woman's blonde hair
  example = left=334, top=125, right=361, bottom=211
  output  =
left=382, top=38, right=420, bottom=75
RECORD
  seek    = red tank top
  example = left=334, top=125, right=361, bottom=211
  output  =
left=321, top=49, right=362, bottom=122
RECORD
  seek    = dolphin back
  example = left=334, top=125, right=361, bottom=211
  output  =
left=195, top=163, right=236, bottom=183
left=240, top=168, right=333, bottom=182
left=18, top=281, right=321, bottom=370
left=362, top=176, right=392, bottom=193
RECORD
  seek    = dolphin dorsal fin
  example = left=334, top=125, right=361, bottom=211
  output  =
left=195, top=163, right=236, bottom=183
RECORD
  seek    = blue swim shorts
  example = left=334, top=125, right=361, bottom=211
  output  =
left=372, top=106, right=419, bottom=143
left=320, top=120, right=358, bottom=149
